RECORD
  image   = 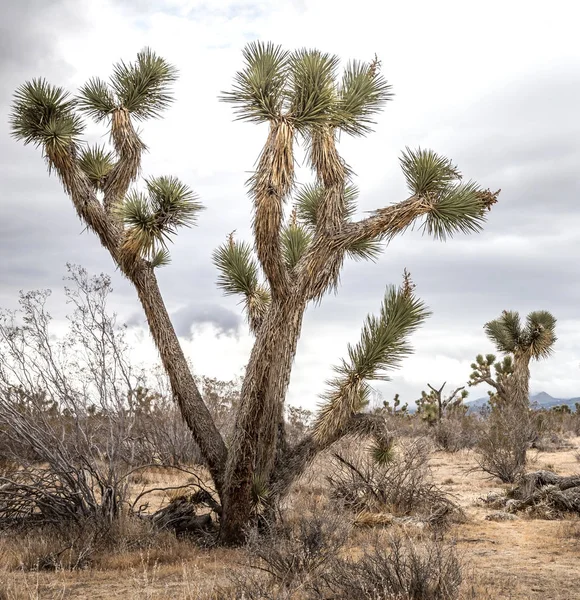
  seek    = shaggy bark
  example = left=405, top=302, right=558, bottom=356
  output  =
left=219, top=298, right=306, bottom=544
left=131, top=268, right=228, bottom=490
left=508, top=351, right=532, bottom=471
left=512, top=351, right=531, bottom=411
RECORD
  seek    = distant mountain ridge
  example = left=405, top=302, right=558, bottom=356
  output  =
left=466, top=391, right=580, bottom=412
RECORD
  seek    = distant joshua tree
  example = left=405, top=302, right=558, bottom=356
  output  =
left=382, top=393, right=409, bottom=416
left=10, top=43, right=499, bottom=544
left=416, top=382, right=468, bottom=425
left=470, top=310, right=557, bottom=411
left=469, top=310, right=556, bottom=479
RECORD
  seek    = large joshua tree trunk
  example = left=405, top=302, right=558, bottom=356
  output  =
left=131, top=267, right=228, bottom=489
left=510, top=350, right=532, bottom=469
left=219, top=298, right=306, bottom=545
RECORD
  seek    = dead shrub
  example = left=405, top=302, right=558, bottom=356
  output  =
left=433, top=416, right=482, bottom=453
left=327, top=438, right=461, bottom=526
left=317, top=532, right=462, bottom=600
left=221, top=526, right=462, bottom=600
left=475, top=404, right=532, bottom=483
left=561, top=519, right=580, bottom=546
left=245, top=509, right=351, bottom=590
left=0, top=513, right=162, bottom=571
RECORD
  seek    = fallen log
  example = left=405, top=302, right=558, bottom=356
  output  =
left=142, top=489, right=221, bottom=536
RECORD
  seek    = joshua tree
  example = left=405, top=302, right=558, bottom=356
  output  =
left=416, top=382, right=467, bottom=425
left=469, top=311, right=557, bottom=480
left=10, top=43, right=499, bottom=544
left=468, top=353, right=514, bottom=407
left=470, top=310, right=557, bottom=410
left=381, top=393, right=409, bottom=416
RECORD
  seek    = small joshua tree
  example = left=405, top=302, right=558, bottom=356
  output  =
left=382, top=393, right=409, bottom=417
left=469, top=353, right=514, bottom=407
left=416, top=382, right=467, bottom=425
left=469, top=311, right=557, bottom=481
left=10, top=43, right=499, bottom=544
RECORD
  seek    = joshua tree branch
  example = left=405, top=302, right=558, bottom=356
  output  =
left=447, top=386, right=465, bottom=402
left=269, top=412, right=385, bottom=500
left=45, top=146, right=228, bottom=490
left=251, top=121, right=294, bottom=298
left=339, top=194, right=431, bottom=247
left=297, top=195, right=430, bottom=302
left=103, top=108, right=147, bottom=213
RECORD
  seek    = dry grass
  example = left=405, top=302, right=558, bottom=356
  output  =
left=0, top=437, right=578, bottom=599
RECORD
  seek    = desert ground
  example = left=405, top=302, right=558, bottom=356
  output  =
left=1, top=438, right=578, bottom=600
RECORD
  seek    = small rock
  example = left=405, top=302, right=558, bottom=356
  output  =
left=485, top=511, right=519, bottom=522
left=477, top=492, right=505, bottom=507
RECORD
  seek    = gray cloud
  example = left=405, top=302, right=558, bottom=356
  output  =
left=124, top=302, right=241, bottom=337
left=171, top=304, right=242, bottom=337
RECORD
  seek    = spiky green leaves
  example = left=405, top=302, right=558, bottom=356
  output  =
left=336, top=59, right=393, bottom=135
left=296, top=183, right=358, bottom=226
left=288, top=49, right=339, bottom=128
left=150, top=249, right=172, bottom=268
left=346, top=238, right=383, bottom=262
left=221, top=41, right=290, bottom=123
left=77, top=48, right=177, bottom=122
left=525, top=311, right=557, bottom=359
left=116, top=176, right=202, bottom=264
left=369, top=436, right=395, bottom=465
left=77, top=78, right=116, bottom=122
left=400, top=147, right=490, bottom=240
left=212, top=237, right=271, bottom=332
left=484, top=311, right=522, bottom=354
left=281, top=223, right=312, bottom=270
left=423, top=181, right=489, bottom=240
left=79, top=145, right=115, bottom=190
left=344, top=285, right=430, bottom=382
left=314, top=280, right=430, bottom=442
left=213, top=239, right=261, bottom=297
left=10, top=79, right=84, bottom=154
left=111, top=48, right=177, bottom=120
left=251, top=473, right=271, bottom=512
left=400, top=147, right=461, bottom=196
left=222, top=42, right=392, bottom=136
left=484, top=309, right=557, bottom=359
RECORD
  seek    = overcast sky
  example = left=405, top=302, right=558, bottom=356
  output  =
left=1, top=0, right=579, bottom=408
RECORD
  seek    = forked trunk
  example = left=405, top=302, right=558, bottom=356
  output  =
left=130, top=266, right=228, bottom=491
left=219, top=297, right=306, bottom=545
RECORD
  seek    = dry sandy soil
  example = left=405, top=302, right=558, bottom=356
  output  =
left=1, top=439, right=579, bottom=599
